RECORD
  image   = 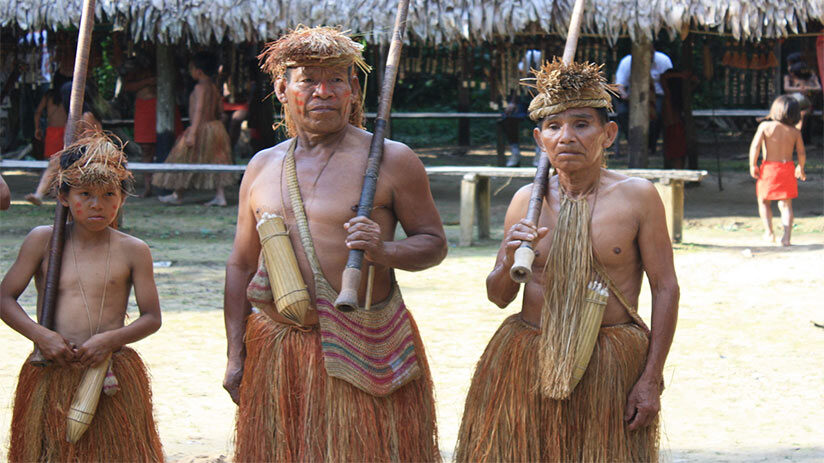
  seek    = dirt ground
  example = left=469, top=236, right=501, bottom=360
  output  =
left=1, top=159, right=822, bottom=462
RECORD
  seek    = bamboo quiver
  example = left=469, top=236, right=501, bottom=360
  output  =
left=256, top=213, right=311, bottom=325
left=66, top=353, right=111, bottom=443
left=569, top=281, right=609, bottom=391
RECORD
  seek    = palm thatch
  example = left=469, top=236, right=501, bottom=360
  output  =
left=2, top=0, right=822, bottom=44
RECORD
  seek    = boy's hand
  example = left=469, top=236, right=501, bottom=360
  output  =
left=749, top=165, right=760, bottom=179
left=75, top=333, right=113, bottom=367
left=795, top=165, right=806, bottom=181
left=36, top=330, right=76, bottom=366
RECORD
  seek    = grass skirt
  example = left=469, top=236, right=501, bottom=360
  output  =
left=234, top=312, right=440, bottom=462
left=455, top=315, right=658, bottom=462
left=8, top=347, right=163, bottom=462
left=151, top=119, right=236, bottom=190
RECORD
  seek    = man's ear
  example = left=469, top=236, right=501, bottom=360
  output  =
left=274, top=77, right=288, bottom=104
left=533, top=126, right=545, bottom=151
left=603, top=120, right=619, bottom=148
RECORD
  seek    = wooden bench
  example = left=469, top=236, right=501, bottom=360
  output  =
left=1, top=160, right=705, bottom=245
left=425, top=166, right=707, bottom=246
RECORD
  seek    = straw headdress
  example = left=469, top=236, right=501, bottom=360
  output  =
left=258, top=25, right=372, bottom=136
left=526, top=58, right=617, bottom=121
left=54, top=130, right=133, bottom=194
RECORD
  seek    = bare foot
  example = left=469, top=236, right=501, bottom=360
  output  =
left=25, top=193, right=42, bottom=206
left=158, top=193, right=182, bottom=205
left=781, top=227, right=791, bottom=247
left=762, top=233, right=775, bottom=244
left=203, top=197, right=227, bottom=207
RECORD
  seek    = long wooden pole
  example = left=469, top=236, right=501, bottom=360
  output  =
left=30, top=0, right=97, bottom=365
left=509, top=0, right=587, bottom=283
left=334, top=0, right=411, bottom=312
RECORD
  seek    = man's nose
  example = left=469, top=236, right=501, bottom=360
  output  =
left=314, top=80, right=333, bottom=98
left=558, top=123, right=576, bottom=143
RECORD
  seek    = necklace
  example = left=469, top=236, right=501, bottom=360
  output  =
left=287, top=134, right=345, bottom=213
left=71, top=227, right=112, bottom=338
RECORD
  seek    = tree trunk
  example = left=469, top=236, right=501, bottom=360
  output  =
left=682, top=34, right=698, bottom=170
left=156, top=45, right=175, bottom=163
left=457, top=43, right=471, bottom=152
left=628, top=38, right=651, bottom=168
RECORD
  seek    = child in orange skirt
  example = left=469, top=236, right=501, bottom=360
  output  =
left=749, top=95, right=807, bottom=246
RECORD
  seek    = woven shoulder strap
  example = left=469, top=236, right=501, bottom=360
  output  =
left=284, top=139, right=324, bottom=278
left=592, top=257, right=650, bottom=334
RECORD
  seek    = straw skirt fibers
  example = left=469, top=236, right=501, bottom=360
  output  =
left=455, top=314, right=658, bottom=462
left=8, top=347, right=163, bottom=462
left=151, top=120, right=235, bottom=191
left=234, top=312, right=440, bottom=462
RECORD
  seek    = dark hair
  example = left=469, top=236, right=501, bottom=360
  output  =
left=789, top=61, right=812, bottom=79
left=768, top=94, right=801, bottom=126
left=59, top=82, right=96, bottom=117
left=46, top=86, right=61, bottom=106
left=786, top=52, right=804, bottom=65
left=191, top=52, right=218, bottom=77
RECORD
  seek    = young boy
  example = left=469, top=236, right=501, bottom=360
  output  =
left=749, top=94, right=807, bottom=246
left=0, top=131, right=164, bottom=461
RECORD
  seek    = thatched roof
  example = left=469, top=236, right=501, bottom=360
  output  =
left=2, top=0, right=822, bottom=44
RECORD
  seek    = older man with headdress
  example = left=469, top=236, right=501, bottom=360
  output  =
left=223, top=26, right=446, bottom=462
left=454, top=58, right=679, bottom=462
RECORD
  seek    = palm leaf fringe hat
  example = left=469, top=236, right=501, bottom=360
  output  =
left=525, top=57, right=618, bottom=121
left=258, top=25, right=372, bottom=137
left=54, top=130, right=133, bottom=194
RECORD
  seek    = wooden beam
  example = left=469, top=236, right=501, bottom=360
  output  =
left=654, top=178, right=685, bottom=242
left=628, top=37, right=652, bottom=168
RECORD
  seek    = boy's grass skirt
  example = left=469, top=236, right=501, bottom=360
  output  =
left=234, top=312, right=440, bottom=462
left=455, top=314, right=658, bottom=462
left=8, top=347, right=163, bottom=462
left=151, top=119, right=235, bottom=191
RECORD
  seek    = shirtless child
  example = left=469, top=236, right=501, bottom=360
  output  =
left=1, top=132, right=164, bottom=461
left=33, top=87, right=69, bottom=159
left=749, top=95, right=807, bottom=246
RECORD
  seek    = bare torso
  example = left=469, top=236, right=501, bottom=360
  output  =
left=191, top=80, right=221, bottom=124
left=756, top=121, right=800, bottom=163
left=246, top=127, right=405, bottom=326
left=45, top=98, right=68, bottom=128
left=514, top=170, right=647, bottom=327
left=34, top=226, right=136, bottom=347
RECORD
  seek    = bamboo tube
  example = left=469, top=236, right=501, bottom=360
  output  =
left=569, top=281, right=609, bottom=391
left=510, top=0, right=586, bottom=283
left=256, top=213, right=311, bottom=325
left=30, top=0, right=97, bottom=366
left=66, top=353, right=111, bottom=443
left=334, top=0, right=411, bottom=312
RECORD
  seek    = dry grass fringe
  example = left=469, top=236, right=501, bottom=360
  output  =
left=234, top=313, right=440, bottom=462
left=53, top=129, right=133, bottom=194
left=539, top=192, right=596, bottom=399
left=9, top=347, right=163, bottom=462
left=151, top=120, right=236, bottom=190
left=524, top=57, right=618, bottom=121
left=455, top=315, right=659, bottom=462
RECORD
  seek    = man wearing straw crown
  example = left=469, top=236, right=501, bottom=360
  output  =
left=223, top=25, right=446, bottom=462
left=455, top=58, right=679, bottom=462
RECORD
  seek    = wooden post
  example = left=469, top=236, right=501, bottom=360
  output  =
left=155, top=44, right=175, bottom=163
left=654, top=178, right=684, bottom=243
left=457, top=43, right=471, bottom=153
left=772, top=41, right=782, bottom=103
left=460, top=173, right=478, bottom=246
left=496, top=122, right=506, bottom=166
left=682, top=34, right=698, bottom=170
left=476, top=176, right=491, bottom=240
left=628, top=36, right=651, bottom=168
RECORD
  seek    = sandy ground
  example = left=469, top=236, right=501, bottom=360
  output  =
left=1, top=167, right=823, bottom=462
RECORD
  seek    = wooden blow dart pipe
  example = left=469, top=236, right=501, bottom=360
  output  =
left=334, top=0, right=411, bottom=312
left=30, top=0, right=97, bottom=366
left=509, top=0, right=588, bottom=284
